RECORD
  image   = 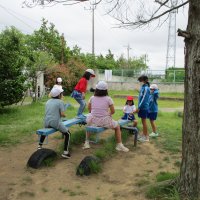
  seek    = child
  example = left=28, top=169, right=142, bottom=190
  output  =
left=71, top=69, right=95, bottom=119
left=49, top=77, right=63, bottom=97
left=137, top=75, right=150, bottom=142
left=148, top=84, right=159, bottom=137
left=38, top=87, right=71, bottom=159
left=121, top=96, right=138, bottom=127
left=83, top=80, right=129, bottom=152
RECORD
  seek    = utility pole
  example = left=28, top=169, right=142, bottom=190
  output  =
left=124, top=44, right=131, bottom=68
left=85, top=1, right=96, bottom=55
left=91, top=2, right=95, bottom=55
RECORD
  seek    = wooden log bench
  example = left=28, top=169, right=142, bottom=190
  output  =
left=86, top=119, right=138, bottom=146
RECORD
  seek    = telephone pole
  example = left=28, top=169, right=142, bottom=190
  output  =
left=85, top=1, right=96, bottom=55
left=124, top=44, right=131, bottom=68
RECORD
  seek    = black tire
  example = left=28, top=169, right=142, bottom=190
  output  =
left=27, top=148, right=57, bottom=169
left=76, top=156, right=100, bottom=176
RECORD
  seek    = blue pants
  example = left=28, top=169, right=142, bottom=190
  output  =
left=74, top=98, right=86, bottom=116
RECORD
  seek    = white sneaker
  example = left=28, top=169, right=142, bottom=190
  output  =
left=149, top=132, right=159, bottom=137
left=37, top=145, right=42, bottom=150
left=138, top=136, right=149, bottom=142
left=82, top=142, right=90, bottom=149
left=137, top=134, right=144, bottom=140
left=116, top=144, right=129, bottom=152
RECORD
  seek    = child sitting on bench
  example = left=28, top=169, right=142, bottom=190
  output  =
left=83, top=81, right=129, bottom=152
left=38, top=87, right=71, bottom=159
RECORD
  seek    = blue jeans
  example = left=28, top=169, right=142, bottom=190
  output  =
left=75, top=98, right=86, bottom=116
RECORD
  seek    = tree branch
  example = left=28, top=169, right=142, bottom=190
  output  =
left=114, top=0, right=189, bottom=28
left=177, top=28, right=191, bottom=39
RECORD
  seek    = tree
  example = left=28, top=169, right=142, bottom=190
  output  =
left=0, top=27, right=27, bottom=107
left=28, top=18, right=70, bottom=64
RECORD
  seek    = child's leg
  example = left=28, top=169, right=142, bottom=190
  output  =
left=75, top=98, right=86, bottom=116
left=141, top=118, right=148, bottom=137
left=150, top=120, right=156, bottom=133
left=63, top=130, right=71, bottom=152
left=39, top=135, right=46, bottom=146
left=133, top=119, right=138, bottom=127
left=114, top=125, right=122, bottom=143
left=114, top=125, right=129, bottom=152
left=83, top=131, right=91, bottom=149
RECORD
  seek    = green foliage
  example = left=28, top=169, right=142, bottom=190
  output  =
left=28, top=18, right=70, bottom=64
left=164, top=68, right=185, bottom=83
left=156, top=172, right=179, bottom=182
left=146, top=184, right=180, bottom=200
left=0, top=27, right=27, bottom=107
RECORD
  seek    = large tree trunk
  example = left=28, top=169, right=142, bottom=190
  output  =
left=179, top=0, right=200, bottom=199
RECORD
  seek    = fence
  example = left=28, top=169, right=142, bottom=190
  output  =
left=97, top=69, right=185, bottom=83
left=94, top=69, right=185, bottom=93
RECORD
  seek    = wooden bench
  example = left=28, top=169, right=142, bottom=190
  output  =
left=86, top=119, right=138, bottom=146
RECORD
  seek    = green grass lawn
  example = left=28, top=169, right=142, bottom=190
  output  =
left=0, top=90, right=183, bottom=148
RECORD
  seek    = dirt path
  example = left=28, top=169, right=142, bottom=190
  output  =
left=0, top=130, right=180, bottom=200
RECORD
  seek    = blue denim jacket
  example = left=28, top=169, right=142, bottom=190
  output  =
left=138, top=84, right=150, bottom=110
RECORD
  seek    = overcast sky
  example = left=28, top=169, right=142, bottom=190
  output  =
left=0, top=0, right=188, bottom=70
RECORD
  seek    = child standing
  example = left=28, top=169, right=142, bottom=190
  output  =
left=83, top=81, right=129, bottom=152
left=38, top=87, right=71, bottom=159
left=148, top=84, right=159, bottom=137
left=137, top=75, right=150, bottom=142
left=71, top=69, right=95, bottom=119
left=121, top=96, right=138, bottom=127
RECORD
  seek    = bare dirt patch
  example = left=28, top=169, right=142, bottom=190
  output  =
left=0, top=131, right=180, bottom=200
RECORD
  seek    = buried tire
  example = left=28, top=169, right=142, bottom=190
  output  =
left=27, top=148, right=57, bottom=169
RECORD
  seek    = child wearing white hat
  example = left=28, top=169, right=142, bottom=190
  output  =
left=71, top=69, right=95, bottom=119
left=38, top=87, right=71, bottom=159
left=83, top=80, right=129, bottom=152
left=148, top=84, right=159, bottom=137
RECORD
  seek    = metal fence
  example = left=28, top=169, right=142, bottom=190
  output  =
left=97, top=69, right=185, bottom=83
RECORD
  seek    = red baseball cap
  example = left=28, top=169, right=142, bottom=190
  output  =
left=127, top=96, right=133, bottom=101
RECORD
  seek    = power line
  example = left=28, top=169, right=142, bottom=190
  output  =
left=0, top=4, right=35, bottom=30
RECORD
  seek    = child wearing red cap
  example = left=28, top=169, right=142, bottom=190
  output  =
left=121, top=96, right=138, bottom=127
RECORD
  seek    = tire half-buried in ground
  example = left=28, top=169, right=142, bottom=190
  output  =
left=27, top=148, right=57, bottom=169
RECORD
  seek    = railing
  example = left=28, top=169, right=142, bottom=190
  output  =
left=97, top=69, right=185, bottom=83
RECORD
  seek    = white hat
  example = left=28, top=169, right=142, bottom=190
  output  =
left=86, top=69, right=95, bottom=77
left=150, top=84, right=158, bottom=90
left=96, top=81, right=108, bottom=90
left=50, top=87, right=64, bottom=97
left=57, top=77, right=62, bottom=83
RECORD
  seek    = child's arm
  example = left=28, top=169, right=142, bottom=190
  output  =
left=88, top=102, right=91, bottom=113
left=60, top=111, right=66, bottom=118
left=109, top=104, right=115, bottom=115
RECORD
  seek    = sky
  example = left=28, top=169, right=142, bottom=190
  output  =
left=0, top=0, right=188, bottom=70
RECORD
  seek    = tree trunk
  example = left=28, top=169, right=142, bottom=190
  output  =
left=180, top=0, right=200, bottom=199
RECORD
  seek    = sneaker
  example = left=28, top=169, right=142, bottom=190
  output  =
left=149, top=132, right=159, bottom=137
left=61, top=153, right=71, bottom=159
left=138, top=136, right=149, bottom=142
left=137, top=134, right=143, bottom=140
left=116, top=144, right=129, bottom=152
left=37, top=145, right=42, bottom=150
left=82, top=142, right=90, bottom=149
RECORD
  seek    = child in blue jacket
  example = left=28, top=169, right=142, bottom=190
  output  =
left=137, top=75, right=150, bottom=142
left=148, top=84, right=159, bottom=137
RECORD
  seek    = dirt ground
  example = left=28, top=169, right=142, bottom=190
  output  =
left=0, top=131, right=180, bottom=200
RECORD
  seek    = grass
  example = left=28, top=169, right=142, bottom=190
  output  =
left=146, top=172, right=179, bottom=200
